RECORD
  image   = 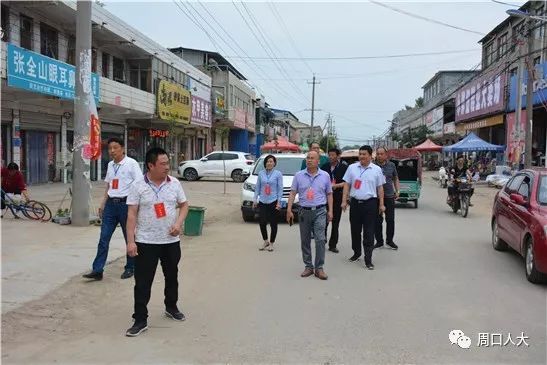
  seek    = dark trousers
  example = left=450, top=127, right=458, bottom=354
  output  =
left=375, top=197, right=395, bottom=244
left=325, top=193, right=343, bottom=248
left=258, top=201, right=278, bottom=243
left=92, top=198, right=134, bottom=273
left=133, top=241, right=181, bottom=322
left=349, top=198, right=378, bottom=265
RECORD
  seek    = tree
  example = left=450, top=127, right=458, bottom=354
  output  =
left=319, top=135, right=338, bottom=152
left=342, top=144, right=360, bottom=151
left=400, top=125, right=433, bottom=147
left=415, top=97, right=424, bottom=108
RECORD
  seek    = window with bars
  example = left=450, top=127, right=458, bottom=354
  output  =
left=484, top=42, right=496, bottom=67
left=498, top=32, right=508, bottom=59
left=40, top=22, right=58, bottom=59
left=1, top=5, right=10, bottom=42
left=20, top=15, right=33, bottom=50
left=67, top=36, right=75, bottom=65
left=102, top=52, right=110, bottom=77
left=113, top=56, right=125, bottom=82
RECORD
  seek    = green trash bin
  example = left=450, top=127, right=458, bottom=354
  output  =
left=184, top=206, right=206, bottom=236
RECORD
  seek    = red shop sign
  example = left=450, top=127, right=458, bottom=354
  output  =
left=149, top=129, right=169, bottom=138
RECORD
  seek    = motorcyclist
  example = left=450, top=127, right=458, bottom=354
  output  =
left=447, top=155, right=474, bottom=205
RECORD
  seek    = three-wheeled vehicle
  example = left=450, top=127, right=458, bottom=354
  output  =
left=388, top=148, right=422, bottom=208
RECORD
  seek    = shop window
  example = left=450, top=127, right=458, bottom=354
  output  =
left=113, top=56, right=125, bottom=83
left=102, top=52, right=110, bottom=77
left=1, top=5, right=9, bottom=42
left=67, top=36, right=76, bottom=65
left=20, top=15, right=33, bottom=50
left=40, top=22, right=58, bottom=59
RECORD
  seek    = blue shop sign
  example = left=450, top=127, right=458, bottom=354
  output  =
left=508, top=61, right=547, bottom=111
left=7, top=43, right=100, bottom=102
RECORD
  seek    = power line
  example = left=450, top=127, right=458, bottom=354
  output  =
left=369, top=1, right=485, bottom=36
left=490, top=0, right=522, bottom=7
left=225, top=49, right=480, bottom=61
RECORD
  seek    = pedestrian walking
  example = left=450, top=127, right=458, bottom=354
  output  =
left=253, top=155, right=283, bottom=251
left=125, top=147, right=189, bottom=337
left=342, top=145, right=385, bottom=270
left=320, top=148, right=348, bottom=253
left=83, top=137, right=143, bottom=281
left=287, top=151, right=333, bottom=280
left=374, top=147, right=399, bottom=250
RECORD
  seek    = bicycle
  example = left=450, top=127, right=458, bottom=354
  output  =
left=1, top=189, right=52, bottom=222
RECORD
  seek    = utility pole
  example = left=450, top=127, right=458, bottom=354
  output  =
left=71, top=1, right=92, bottom=226
left=326, top=114, right=332, bottom=152
left=307, top=74, right=320, bottom=142
left=524, top=20, right=534, bottom=168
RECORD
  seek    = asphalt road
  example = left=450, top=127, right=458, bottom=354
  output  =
left=2, top=176, right=546, bottom=364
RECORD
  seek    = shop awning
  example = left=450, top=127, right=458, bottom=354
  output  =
left=260, top=138, right=301, bottom=153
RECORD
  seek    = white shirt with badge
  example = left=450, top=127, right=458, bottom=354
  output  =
left=104, top=156, right=143, bottom=198
left=342, top=162, right=386, bottom=200
left=127, top=175, right=187, bottom=244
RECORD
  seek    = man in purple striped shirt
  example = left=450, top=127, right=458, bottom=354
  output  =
left=287, top=151, right=333, bottom=280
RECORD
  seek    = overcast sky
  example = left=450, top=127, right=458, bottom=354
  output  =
left=105, top=1, right=526, bottom=146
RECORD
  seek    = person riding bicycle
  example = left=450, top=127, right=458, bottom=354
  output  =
left=1, top=162, right=30, bottom=209
left=447, top=156, right=473, bottom=205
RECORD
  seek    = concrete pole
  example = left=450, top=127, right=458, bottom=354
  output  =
left=515, top=40, right=525, bottom=169
left=309, top=74, right=317, bottom=142
left=524, top=21, right=534, bottom=168
left=71, top=0, right=92, bottom=226
left=61, top=114, right=68, bottom=183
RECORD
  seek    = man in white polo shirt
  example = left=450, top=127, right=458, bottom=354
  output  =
left=342, top=145, right=385, bottom=270
left=83, top=137, right=143, bottom=281
left=125, top=147, right=189, bottom=337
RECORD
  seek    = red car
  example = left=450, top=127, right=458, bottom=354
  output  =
left=491, top=168, right=547, bottom=284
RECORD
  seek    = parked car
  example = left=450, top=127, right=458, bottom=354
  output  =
left=240, top=153, right=305, bottom=222
left=178, top=151, right=254, bottom=183
left=491, top=168, right=547, bottom=283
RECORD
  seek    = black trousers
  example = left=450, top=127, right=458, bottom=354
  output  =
left=259, top=201, right=278, bottom=243
left=133, top=241, right=181, bottom=322
left=349, top=198, right=378, bottom=265
left=325, top=193, right=343, bottom=248
left=375, top=197, right=395, bottom=244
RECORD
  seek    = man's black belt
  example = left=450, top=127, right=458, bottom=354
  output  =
left=300, top=204, right=326, bottom=211
left=108, top=196, right=127, bottom=203
left=351, top=197, right=377, bottom=203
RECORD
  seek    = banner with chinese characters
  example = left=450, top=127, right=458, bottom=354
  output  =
left=157, top=80, right=191, bottom=125
left=455, top=70, right=506, bottom=122
left=7, top=43, right=99, bottom=102
left=191, top=95, right=212, bottom=127
left=508, top=61, right=547, bottom=111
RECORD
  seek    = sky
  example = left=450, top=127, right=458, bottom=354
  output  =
left=104, top=0, right=526, bottom=147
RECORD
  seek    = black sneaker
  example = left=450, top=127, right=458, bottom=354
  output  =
left=82, top=271, right=103, bottom=280
left=374, top=243, right=384, bottom=249
left=328, top=247, right=339, bottom=253
left=365, top=263, right=375, bottom=270
left=126, top=321, right=148, bottom=337
left=348, top=254, right=360, bottom=262
left=386, top=242, right=399, bottom=250
left=165, top=308, right=186, bottom=321
left=121, top=270, right=134, bottom=279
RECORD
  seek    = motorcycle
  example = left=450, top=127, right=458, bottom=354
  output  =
left=447, top=177, right=473, bottom=218
left=438, top=167, right=448, bottom=188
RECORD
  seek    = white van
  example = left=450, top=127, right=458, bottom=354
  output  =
left=240, top=153, right=305, bottom=222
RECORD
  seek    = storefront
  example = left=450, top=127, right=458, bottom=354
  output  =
left=455, top=114, right=505, bottom=146
left=508, top=61, right=547, bottom=167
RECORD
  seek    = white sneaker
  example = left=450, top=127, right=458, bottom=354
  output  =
left=267, top=243, right=274, bottom=252
left=259, top=241, right=269, bottom=251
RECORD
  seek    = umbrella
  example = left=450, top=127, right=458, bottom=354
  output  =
left=260, top=138, right=301, bottom=153
left=413, top=139, right=443, bottom=152
left=443, top=132, right=505, bottom=153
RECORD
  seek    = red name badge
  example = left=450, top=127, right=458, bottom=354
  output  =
left=154, top=202, right=167, bottom=219
left=354, top=179, right=362, bottom=189
left=264, top=184, right=272, bottom=196
left=306, top=188, right=315, bottom=200
left=331, top=178, right=336, bottom=185
left=112, top=179, right=119, bottom=189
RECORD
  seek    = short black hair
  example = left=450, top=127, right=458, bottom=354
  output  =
left=359, top=145, right=373, bottom=155
left=7, top=162, right=19, bottom=170
left=263, top=154, right=277, bottom=167
left=328, top=148, right=341, bottom=155
left=145, top=147, right=168, bottom=170
left=107, top=137, right=124, bottom=147
left=456, top=155, right=465, bottom=160
left=310, top=141, right=320, bottom=147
